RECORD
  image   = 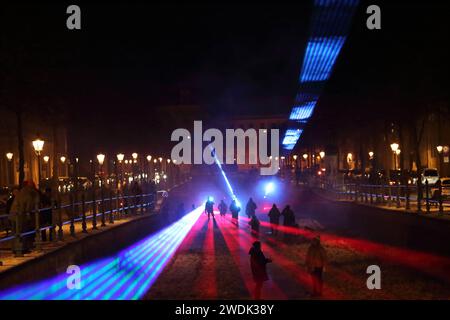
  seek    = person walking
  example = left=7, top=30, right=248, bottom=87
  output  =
left=305, top=236, right=327, bottom=297
left=229, top=199, right=240, bottom=225
left=281, top=205, right=296, bottom=227
left=205, top=198, right=215, bottom=220
left=218, top=199, right=227, bottom=217
left=248, top=214, right=260, bottom=237
left=249, top=241, right=272, bottom=300
left=245, top=197, right=257, bottom=218
left=267, top=204, right=281, bottom=235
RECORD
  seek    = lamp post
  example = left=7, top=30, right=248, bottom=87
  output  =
left=146, top=155, right=152, bottom=183
left=97, top=154, right=106, bottom=227
left=117, top=153, right=124, bottom=186
left=6, top=152, right=13, bottom=185
left=32, top=138, right=45, bottom=188
left=390, top=143, right=399, bottom=170
left=302, top=153, right=308, bottom=170
left=132, top=153, right=138, bottom=180
left=60, top=156, right=67, bottom=177
left=43, top=155, right=50, bottom=179
left=437, top=145, right=443, bottom=175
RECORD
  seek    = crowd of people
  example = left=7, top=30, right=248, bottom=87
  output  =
left=203, top=196, right=328, bottom=298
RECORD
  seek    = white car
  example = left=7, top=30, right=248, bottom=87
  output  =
left=421, top=168, right=439, bottom=186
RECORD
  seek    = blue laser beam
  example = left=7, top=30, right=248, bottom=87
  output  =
left=0, top=206, right=203, bottom=300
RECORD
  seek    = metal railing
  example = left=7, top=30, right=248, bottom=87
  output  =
left=313, top=178, right=449, bottom=215
left=0, top=187, right=162, bottom=257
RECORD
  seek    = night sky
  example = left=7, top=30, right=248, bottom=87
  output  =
left=1, top=0, right=449, bottom=156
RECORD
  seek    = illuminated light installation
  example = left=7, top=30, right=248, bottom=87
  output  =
left=0, top=206, right=203, bottom=300
left=282, top=129, right=303, bottom=150
left=282, top=0, right=359, bottom=151
left=289, top=101, right=317, bottom=121
left=300, top=36, right=346, bottom=82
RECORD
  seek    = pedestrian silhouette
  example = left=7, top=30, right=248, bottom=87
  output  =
left=245, top=198, right=257, bottom=218
left=249, top=241, right=272, bottom=300
left=248, top=214, right=260, bottom=238
left=306, top=236, right=327, bottom=297
left=218, top=199, right=227, bottom=217
left=267, top=203, right=281, bottom=235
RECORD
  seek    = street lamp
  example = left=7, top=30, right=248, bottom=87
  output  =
left=97, top=153, right=105, bottom=166
left=6, top=152, right=13, bottom=185
left=146, top=155, right=152, bottom=162
left=32, top=138, right=45, bottom=187
left=117, top=153, right=124, bottom=163
left=43, top=156, right=50, bottom=179
left=158, top=157, right=163, bottom=162
left=390, top=143, right=399, bottom=153
left=368, top=151, right=374, bottom=159
left=60, top=156, right=66, bottom=164
left=437, top=145, right=444, bottom=174
left=319, top=151, right=325, bottom=159
left=132, top=153, right=138, bottom=160
left=390, top=143, right=399, bottom=170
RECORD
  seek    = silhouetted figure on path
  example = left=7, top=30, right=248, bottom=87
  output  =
left=306, top=236, right=327, bottom=297
left=218, top=199, right=227, bottom=217
left=281, top=205, right=296, bottom=227
left=205, top=198, right=215, bottom=220
left=229, top=199, right=240, bottom=225
left=248, top=214, right=260, bottom=237
left=245, top=197, right=257, bottom=218
left=249, top=241, right=272, bottom=300
left=267, top=204, right=281, bottom=235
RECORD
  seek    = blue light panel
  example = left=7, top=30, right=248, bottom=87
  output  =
left=282, top=0, right=359, bottom=151
left=300, top=36, right=346, bottom=83
left=282, top=129, right=303, bottom=150
left=289, top=101, right=317, bottom=120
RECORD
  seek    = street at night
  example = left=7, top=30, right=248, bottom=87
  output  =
left=145, top=175, right=450, bottom=300
left=1, top=0, right=450, bottom=315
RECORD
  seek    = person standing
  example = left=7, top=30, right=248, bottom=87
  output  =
left=248, top=214, right=260, bottom=237
left=205, top=198, right=215, bottom=220
left=229, top=199, right=240, bottom=225
left=281, top=205, right=295, bottom=227
left=305, top=236, right=327, bottom=297
left=218, top=199, right=227, bottom=217
left=249, top=241, right=272, bottom=300
left=267, top=204, right=281, bottom=235
left=245, top=197, right=257, bottom=218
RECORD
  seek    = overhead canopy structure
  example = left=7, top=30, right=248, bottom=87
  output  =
left=282, top=0, right=359, bottom=151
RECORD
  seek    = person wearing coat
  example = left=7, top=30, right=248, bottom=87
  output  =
left=248, top=214, right=260, bottom=237
left=306, top=236, right=328, bottom=297
left=281, top=205, right=295, bottom=227
left=249, top=241, right=272, bottom=299
left=245, top=198, right=257, bottom=218
left=229, top=199, right=240, bottom=221
left=218, top=199, right=227, bottom=217
left=267, top=204, right=281, bottom=234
